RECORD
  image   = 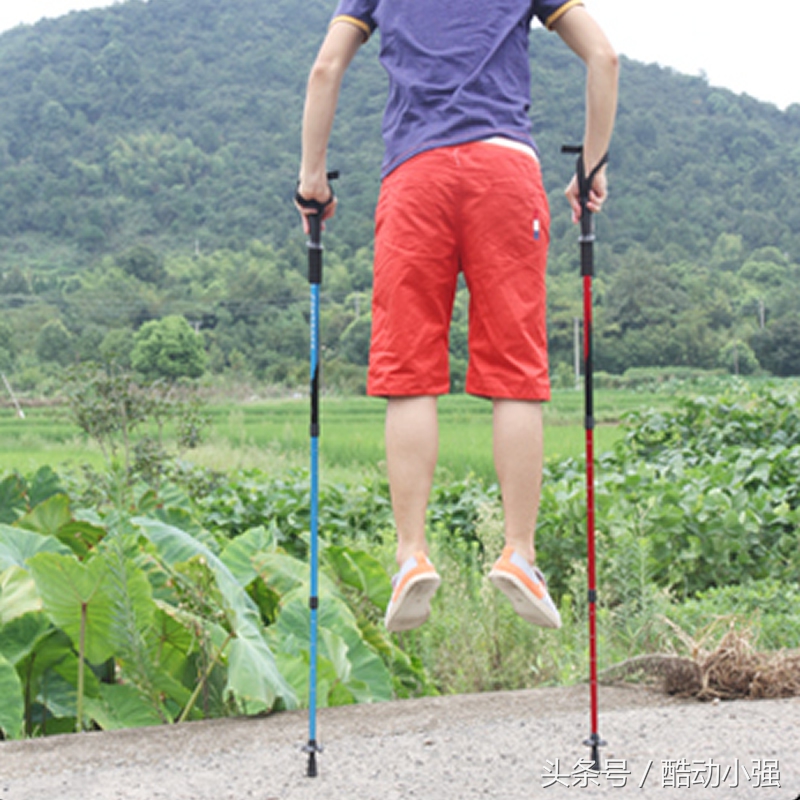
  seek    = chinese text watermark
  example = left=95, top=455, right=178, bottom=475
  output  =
left=542, top=758, right=781, bottom=789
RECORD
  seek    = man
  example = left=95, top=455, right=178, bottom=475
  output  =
left=296, top=0, right=618, bottom=632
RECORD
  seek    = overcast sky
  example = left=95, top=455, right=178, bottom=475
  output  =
left=0, top=0, right=797, bottom=110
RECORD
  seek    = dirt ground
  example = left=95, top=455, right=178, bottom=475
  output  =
left=1, top=684, right=798, bottom=799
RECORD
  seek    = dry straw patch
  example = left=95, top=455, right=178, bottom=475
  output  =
left=600, top=619, right=800, bottom=701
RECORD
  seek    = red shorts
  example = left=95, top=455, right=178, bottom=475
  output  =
left=367, top=140, right=551, bottom=400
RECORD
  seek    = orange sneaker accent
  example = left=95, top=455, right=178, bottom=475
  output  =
left=385, top=552, right=441, bottom=633
left=489, top=546, right=561, bottom=629
left=493, top=546, right=546, bottom=600
left=390, top=551, right=437, bottom=602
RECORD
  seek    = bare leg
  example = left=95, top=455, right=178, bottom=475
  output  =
left=385, top=396, right=438, bottom=566
left=492, top=399, right=544, bottom=565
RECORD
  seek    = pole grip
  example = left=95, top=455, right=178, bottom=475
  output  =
left=562, top=145, right=606, bottom=274
left=309, top=214, right=322, bottom=246
left=308, top=219, right=323, bottom=285
left=296, top=170, right=339, bottom=284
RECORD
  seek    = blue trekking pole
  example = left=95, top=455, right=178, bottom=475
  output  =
left=562, top=144, right=608, bottom=773
left=295, top=170, right=338, bottom=778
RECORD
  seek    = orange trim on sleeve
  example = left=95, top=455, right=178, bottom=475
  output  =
left=545, top=0, right=584, bottom=30
left=330, top=14, right=372, bottom=41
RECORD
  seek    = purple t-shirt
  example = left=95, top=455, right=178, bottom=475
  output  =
left=331, top=0, right=583, bottom=177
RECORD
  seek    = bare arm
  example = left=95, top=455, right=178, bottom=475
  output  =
left=552, top=6, right=619, bottom=221
left=296, top=21, right=365, bottom=231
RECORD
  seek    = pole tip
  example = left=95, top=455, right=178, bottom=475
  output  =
left=307, top=751, right=318, bottom=778
left=304, top=740, right=322, bottom=778
left=583, top=733, right=607, bottom=772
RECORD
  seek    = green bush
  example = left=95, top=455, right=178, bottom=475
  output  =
left=668, top=579, right=800, bottom=651
left=0, top=474, right=428, bottom=738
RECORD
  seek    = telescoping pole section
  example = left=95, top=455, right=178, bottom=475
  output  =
left=562, top=145, right=608, bottom=772
left=305, top=208, right=323, bottom=778
left=297, top=171, right=338, bottom=778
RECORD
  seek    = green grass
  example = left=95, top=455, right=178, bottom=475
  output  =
left=0, top=389, right=669, bottom=482
left=0, top=406, right=105, bottom=474
left=193, top=389, right=665, bottom=481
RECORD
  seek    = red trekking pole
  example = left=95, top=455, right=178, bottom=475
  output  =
left=562, top=144, right=608, bottom=772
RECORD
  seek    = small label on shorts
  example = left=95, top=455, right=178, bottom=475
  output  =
left=533, top=218, right=540, bottom=240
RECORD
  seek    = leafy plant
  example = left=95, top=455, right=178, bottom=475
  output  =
left=0, top=653, right=24, bottom=738
left=64, top=367, right=210, bottom=498
left=133, top=516, right=298, bottom=714
left=1, top=384, right=798, bottom=737
left=27, top=552, right=118, bottom=730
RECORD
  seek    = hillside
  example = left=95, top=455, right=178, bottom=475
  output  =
left=0, top=0, right=799, bottom=385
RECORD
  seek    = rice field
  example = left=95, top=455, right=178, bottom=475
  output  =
left=0, top=389, right=664, bottom=483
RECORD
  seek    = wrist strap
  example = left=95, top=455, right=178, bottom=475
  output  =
left=561, top=146, right=609, bottom=209
left=577, top=153, right=609, bottom=209
left=295, top=170, right=340, bottom=214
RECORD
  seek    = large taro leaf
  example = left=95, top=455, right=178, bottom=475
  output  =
left=220, top=529, right=291, bottom=624
left=12, top=495, right=105, bottom=558
left=220, top=525, right=277, bottom=587
left=270, top=629, right=344, bottom=710
left=143, top=608, right=195, bottom=716
left=0, top=474, right=26, bottom=524
left=39, top=661, right=100, bottom=720
left=0, top=523, right=72, bottom=624
left=0, top=524, right=72, bottom=571
left=84, top=682, right=166, bottom=730
left=27, top=552, right=116, bottom=666
left=323, top=545, right=392, bottom=609
left=53, top=519, right=107, bottom=559
left=252, top=551, right=337, bottom=598
left=133, top=517, right=297, bottom=712
left=0, top=652, right=23, bottom=738
left=0, top=566, right=43, bottom=624
left=25, top=466, right=64, bottom=508
left=22, top=630, right=100, bottom=731
left=253, top=545, right=392, bottom=706
left=13, top=494, right=72, bottom=536
left=0, top=610, right=52, bottom=665
left=271, top=594, right=392, bottom=706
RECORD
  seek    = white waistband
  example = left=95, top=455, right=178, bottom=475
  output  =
left=481, top=136, right=539, bottom=161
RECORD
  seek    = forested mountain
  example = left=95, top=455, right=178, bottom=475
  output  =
left=1, top=0, right=799, bottom=389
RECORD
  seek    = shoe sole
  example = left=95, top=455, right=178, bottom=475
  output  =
left=385, top=572, right=441, bottom=632
left=489, top=569, right=561, bottom=629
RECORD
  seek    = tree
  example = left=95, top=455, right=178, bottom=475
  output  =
left=710, top=233, right=744, bottom=272
left=116, top=245, right=166, bottom=285
left=131, top=315, right=206, bottom=381
left=717, top=339, right=759, bottom=376
left=751, top=317, right=800, bottom=377
left=605, top=260, right=690, bottom=333
left=0, top=320, right=16, bottom=366
left=340, top=315, right=372, bottom=367
left=36, top=319, right=74, bottom=366
left=100, top=328, right=135, bottom=370
left=0, top=267, right=30, bottom=296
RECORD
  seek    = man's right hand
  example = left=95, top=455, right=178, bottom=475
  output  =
left=565, top=163, right=608, bottom=223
